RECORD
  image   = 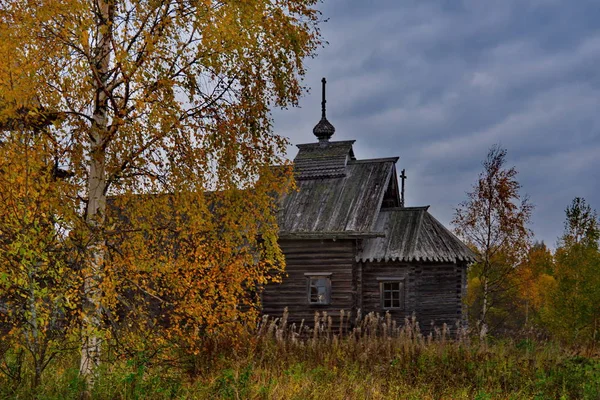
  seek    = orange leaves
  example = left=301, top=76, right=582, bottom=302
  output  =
left=453, top=145, right=533, bottom=332
left=0, top=131, right=81, bottom=381
left=514, top=243, right=556, bottom=312
left=2, top=0, right=320, bottom=373
left=453, top=145, right=533, bottom=261
left=100, top=184, right=286, bottom=356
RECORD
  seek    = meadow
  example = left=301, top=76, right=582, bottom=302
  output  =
left=1, top=311, right=599, bottom=400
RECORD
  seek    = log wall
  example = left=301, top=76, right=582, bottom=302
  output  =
left=262, top=239, right=356, bottom=325
left=361, top=261, right=467, bottom=333
left=413, top=263, right=464, bottom=331
left=361, top=261, right=415, bottom=322
left=262, top=240, right=468, bottom=332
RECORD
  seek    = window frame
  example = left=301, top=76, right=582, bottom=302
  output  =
left=377, top=278, right=405, bottom=310
left=305, top=273, right=332, bottom=306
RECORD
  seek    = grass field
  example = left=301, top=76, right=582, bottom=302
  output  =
left=1, top=312, right=599, bottom=399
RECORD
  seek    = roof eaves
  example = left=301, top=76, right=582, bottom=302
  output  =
left=296, top=140, right=356, bottom=149
left=425, top=212, right=478, bottom=263
left=348, top=157, right=399, bottom=164
left=295, top=172, right=346, bottom=180
left=280, top=231, right=386, bottom=240
left=356, top=254, right=471, bottom=263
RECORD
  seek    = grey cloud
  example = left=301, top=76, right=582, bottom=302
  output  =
left=273, top=0, right=600, bottom=247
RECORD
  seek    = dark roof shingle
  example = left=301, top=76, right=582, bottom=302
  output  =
left=294, top=140, right=355, bottom=180
left=278, top=159, right=395, bottom=234
left=358, top=207, right=477, bottom=263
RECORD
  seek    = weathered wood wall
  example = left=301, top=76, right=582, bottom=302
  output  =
left=361, top=261, right=415, bottom=322
left=413, top=263, right=464, bottom=331
left=262, top=239, right=356, bottom=325
left=263, top=241, right=468, bottom=332
left=361, top=261, right=467, bottom=333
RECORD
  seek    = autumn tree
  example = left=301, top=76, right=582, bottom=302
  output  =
left=0, top=129, right=81, bottom=389
left=561, top=197, right=600, bottom=248
left=513, top=241, right=556, bottom=329
left=0, top=0, right=322, bottom=386
left=453, top=145, right=533, bottom=335
left=542, top=198, right=600, bottom=344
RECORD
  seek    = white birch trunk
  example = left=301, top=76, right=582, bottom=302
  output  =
left=80, top=0, right=113, bottom=384
left=480, top=278, right=489, bottom=339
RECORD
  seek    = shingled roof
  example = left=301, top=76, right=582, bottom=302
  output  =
left=357, top=207, right=477, bottom=263
left=278, top=140, right=398, bottom=235
left=278, top=158, right=397, bottom=235
left=294, top=140, right=356, bottom=180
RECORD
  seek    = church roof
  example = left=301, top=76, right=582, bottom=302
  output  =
left=357, top=207, right=477, bottom=263
left=278, top=77, right=474, bottom=264
left=294, top=140, right=356, bottom=180
left=278, top=148, right=396, bottom=235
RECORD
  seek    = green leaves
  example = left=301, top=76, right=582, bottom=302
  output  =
left=562, top=197, right=600, bottom=248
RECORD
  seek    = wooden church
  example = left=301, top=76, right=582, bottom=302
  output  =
left=262, top=79, right=476, bottom=329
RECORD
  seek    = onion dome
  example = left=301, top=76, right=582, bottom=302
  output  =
left=313, top=78, right=335, bottom=142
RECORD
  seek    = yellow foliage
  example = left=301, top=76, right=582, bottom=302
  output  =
left=0, top=0, right=323, bottom=379
left=466, top=277, right=481, bottom=308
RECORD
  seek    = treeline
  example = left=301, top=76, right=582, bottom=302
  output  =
left=454, top=146, right=600, bottom=345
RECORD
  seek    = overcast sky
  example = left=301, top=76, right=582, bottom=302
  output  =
left=272, top=0, right=600, bottom=248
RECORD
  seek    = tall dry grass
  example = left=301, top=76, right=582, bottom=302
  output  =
left=1, top=308, right=599, bottom=399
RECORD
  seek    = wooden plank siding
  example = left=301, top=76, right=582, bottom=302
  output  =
left=262, top=239, right=468, bottom=333
left=459, top=261, right=468, bottom=326
left=360, top=261, right=467, bottom=333
left=413, top=263, right=463, bottom=332
left=360, top=261, right=416, bottom=323
left=262, top=239, right=357, bottom=325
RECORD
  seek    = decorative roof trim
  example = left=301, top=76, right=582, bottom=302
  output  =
left=304, top=272, right=333, bottom=276
left=296, top=140, right=356, bottom=149
left=379, top=206, right=430, bottom=212
left=358, top=255, right=474, bottom=263
left=294, top=171, right=346, bottom=180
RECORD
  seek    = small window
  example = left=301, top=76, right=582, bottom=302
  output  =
left=380, top=280, right=404, bottom=310
left=306, top=274, right=331, bottom=305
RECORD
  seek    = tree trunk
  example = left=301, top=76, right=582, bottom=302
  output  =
left=80, top=127, right=107, bottom=382
left=480, top=278, right=489, bottom=338
left=80, top=0, right=113, bottom=385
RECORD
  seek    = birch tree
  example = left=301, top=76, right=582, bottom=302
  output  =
left=453, top=145, right=533, bottom=335
left=542, top=198, right=600, bottom=344
left=1, top=0, right=321, bottom=386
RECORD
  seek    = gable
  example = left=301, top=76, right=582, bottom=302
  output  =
left=381, top=167, right=401, bottom=208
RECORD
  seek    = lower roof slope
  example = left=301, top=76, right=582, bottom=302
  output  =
left=358, top=206, right=477, bottom=263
